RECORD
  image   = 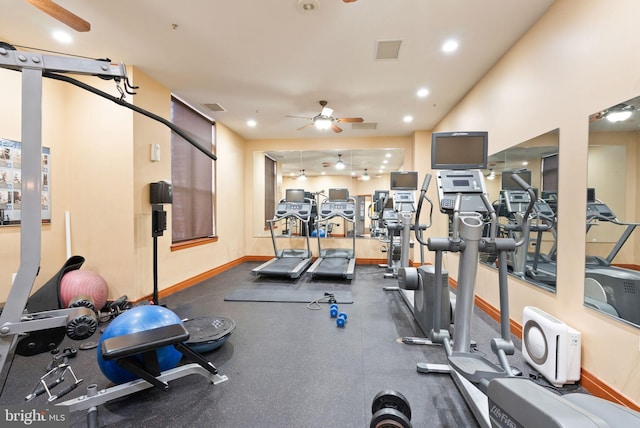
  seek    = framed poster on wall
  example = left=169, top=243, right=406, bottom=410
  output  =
left=0, top=138, right=51, bottom=226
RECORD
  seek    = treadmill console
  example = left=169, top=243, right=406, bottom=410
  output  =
left=436, top=170, right=488, bottom=214
left=502, top=189, right=531, bottom=214
left=319, top=201, right=356, bottom=220
left=275, top=201, right=312, bottom=220
left=533, top=200, right=555, bottom=219
left=586, top=202, right=616, bottom=221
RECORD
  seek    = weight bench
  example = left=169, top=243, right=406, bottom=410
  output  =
left=57, top=323, right=228, bottom=413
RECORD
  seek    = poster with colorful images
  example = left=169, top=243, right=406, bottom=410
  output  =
left=0, top=138, right=51, bottom=226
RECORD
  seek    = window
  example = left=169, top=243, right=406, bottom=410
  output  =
left=170, top=96, right=216, bottom=243
left=542, top=153, right=558, bottom=192
left=264, top=155, right=276, bottom=228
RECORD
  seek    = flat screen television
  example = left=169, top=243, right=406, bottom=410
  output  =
left=431, top=131, right=488, bottom=170
left=587, top=188, right=596, bottom=203
left=390, top=171, right=418, bottom=190
left=285, top=188, right=305, bottom=203
left=502, top=170, right=532, bottom=190
left=328, top=188, right=349, bottom=201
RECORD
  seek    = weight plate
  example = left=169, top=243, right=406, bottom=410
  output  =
left=370, top=408, right=412, bottom=428
left=371, top=390, right=412, bottom=420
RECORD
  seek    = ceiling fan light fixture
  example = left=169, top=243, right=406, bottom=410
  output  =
left=361, top=169, right=370, bottom=181
left=606, top=104, right=634, bottom=122
left=335, top=154, right=346, bottom=170
left=314, top=117, right=332, bottom=130
left=298, top=169, right=307, bottom=180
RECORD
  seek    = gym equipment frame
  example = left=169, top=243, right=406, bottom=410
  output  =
left=0, top=45, right=216, bottom=393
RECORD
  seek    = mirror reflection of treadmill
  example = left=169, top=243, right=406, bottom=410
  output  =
left=307, top=189, right=357, bottom=279
left=584, top=191, right=640, bottom=325
left=252, top=189, right=314, bottom=279
left=496, top=188, right=558, bottom=288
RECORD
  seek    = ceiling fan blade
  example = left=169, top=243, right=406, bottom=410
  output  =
left=297, top=123, right=314, bottom=131
left=331, top=123, right=343, bottom=133
left=336, top=117, right=364, bottom=123
left=25, top=0, right=91, bottom=32
left=343, top=0, right=358, bottom=2
left=285, top=115, right=313, bottom=120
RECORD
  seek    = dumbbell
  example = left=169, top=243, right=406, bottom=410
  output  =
left=336, top=312, right=348, bottom=328
left=329, top=304, right=339, bottom=318
left=370, top=390, right=412, bottom=428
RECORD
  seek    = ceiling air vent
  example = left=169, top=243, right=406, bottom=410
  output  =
left=376, top=40, right=402, bottom=60
left=205, top=103, right=226, bottom=112
left=352, top=122, right=377, bottom=130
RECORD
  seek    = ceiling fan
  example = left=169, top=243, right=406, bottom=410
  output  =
left=25, top=0, right=91, bottom=32
left=286, top=100, right=364, bottom=133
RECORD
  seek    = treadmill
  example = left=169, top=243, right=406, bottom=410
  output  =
left=307, top=188, right=356, bottom=279
left=584, top=197, right=640, bottom=325
left=252, top=189, right=313, bottom=279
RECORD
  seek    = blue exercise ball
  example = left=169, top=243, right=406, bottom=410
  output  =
left=97, top=305, right=183, bottom=384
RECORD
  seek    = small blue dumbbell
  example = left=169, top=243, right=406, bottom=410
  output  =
left=330, top=304, right=339, bottom=318
left=336, top=312, right=348, bottom=328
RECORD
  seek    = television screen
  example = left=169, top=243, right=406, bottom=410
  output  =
left=502, top=170, right=532, bottom=190
left=390, top=171, right=418, bottom=190
left=285, top=188, right=305, bottom=202
left=587, top=188, right=596, bottom=203
left=329, top=188, right=349, bottom=201
left=431, top=131, right=488, bottom=170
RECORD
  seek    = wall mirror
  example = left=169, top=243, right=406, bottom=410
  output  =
left=253, top=148, right=405, bottom=238
left=585, top=95, right=640, bottom=328
left=481, top=129, right=559, bottom=292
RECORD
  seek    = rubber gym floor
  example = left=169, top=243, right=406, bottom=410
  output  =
left=0, top=262, right=583, bottom=427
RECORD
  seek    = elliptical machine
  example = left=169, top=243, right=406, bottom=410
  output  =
left=398, top=174, right=453, bottom=341
left=416, top=169, right=640, bottom=428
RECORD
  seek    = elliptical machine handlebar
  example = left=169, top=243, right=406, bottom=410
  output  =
left=510, top=172, right=537, bottom=248
left=413, top=174, right=434, bottom=247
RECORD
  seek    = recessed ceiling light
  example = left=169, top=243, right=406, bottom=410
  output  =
left=52, top=30, right=72, bottom=44
left=385, top=153, right=392, bottom=158
left=403, top=115, right=413, bottom=123
left=417, top=88, right=429, bottom=98
left=247, top=119, right=257, bottom=127
left=297, top=0, right=319, bottom=13
left=442, top=39, right=459, bottom=53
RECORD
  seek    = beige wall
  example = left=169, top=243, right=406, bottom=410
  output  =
left=433, top=0, right=640, bottom=404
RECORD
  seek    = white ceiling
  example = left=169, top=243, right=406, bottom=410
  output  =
left=1, top=0, right=556, bottom=142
